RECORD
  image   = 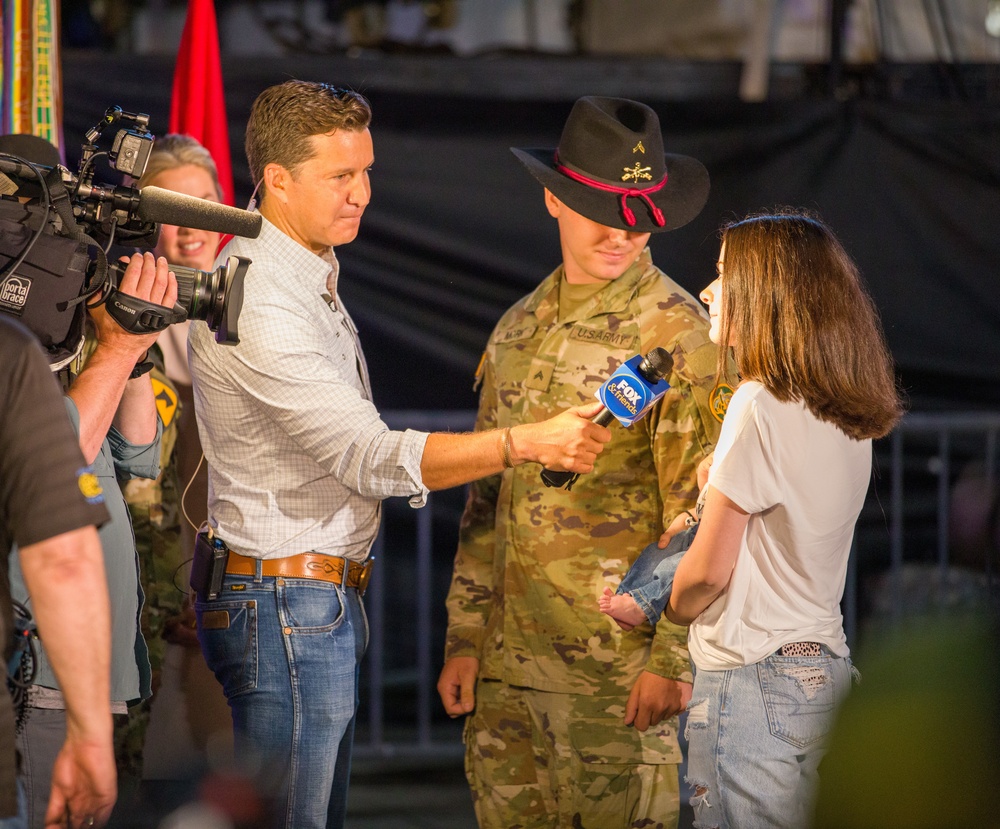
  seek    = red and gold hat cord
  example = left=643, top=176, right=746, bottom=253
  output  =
left=554, top=152, right=668, bottom=228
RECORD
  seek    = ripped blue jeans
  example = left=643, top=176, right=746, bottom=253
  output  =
left=685, top=648, right=855, bottom=829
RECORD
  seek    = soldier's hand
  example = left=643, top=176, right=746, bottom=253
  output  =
left=625, top=672, right=692, bottom=731
left=512, top=402, right=611, bottom=473
left=437, top=656, right=479, bottom=717
left=162, top=606, right=200, bottom=648
left=696, top=453, right=713, bottom=489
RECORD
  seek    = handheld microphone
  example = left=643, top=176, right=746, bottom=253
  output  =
left=540, top=347, right=674, bottom=490
left=137, top=186, right=263, bottom=239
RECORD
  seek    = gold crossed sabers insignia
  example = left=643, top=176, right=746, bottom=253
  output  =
left=622, top=163, right=653, bottom=183
left=633, top=141, right=646, bottom=154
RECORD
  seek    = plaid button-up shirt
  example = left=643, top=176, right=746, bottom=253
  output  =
left=189, top=217, right=429, bottom=561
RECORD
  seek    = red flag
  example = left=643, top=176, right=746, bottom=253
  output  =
left=169, top=0, right=234, bottom=206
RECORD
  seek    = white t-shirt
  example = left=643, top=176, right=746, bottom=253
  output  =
left=688, top=381, right=872, bottom=671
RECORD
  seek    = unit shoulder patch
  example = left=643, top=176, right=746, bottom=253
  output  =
left=710, top=383, right=734, bottom=423
left=151, top=377, right=179, bottom=428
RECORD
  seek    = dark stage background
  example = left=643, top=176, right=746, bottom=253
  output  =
left=60, top=53, right=1000, bottom=414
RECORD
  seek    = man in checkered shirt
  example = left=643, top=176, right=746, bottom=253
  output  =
left=187, top=79, right=609, bottom=829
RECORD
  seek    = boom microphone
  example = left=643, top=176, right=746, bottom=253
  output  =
left=137, top=186, right=262, bottom=239
left=540, top=347, right=674, bottom=489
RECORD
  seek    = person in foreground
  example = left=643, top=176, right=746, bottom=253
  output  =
left=188, top=80, right=609, bottom=829
left=0, top=316, right=116, bottom=828
left=1, top=135, right=173, bottom=827
left=439, top=96, right=723, bottom=829
left=9, top=251, right=173, bottom=829
left=664, top=210, right=905, bottom=829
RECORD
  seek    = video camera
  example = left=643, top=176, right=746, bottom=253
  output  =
left=0, top=107, right=261, bottom=366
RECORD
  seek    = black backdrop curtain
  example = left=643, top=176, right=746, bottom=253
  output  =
left=60, top=53, right=1000, bottom=412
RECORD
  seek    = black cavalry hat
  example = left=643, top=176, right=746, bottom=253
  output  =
left=511, top=96, right=709, bottom=233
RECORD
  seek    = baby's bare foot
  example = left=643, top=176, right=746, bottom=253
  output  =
left=599, top=587, right=647, bottom=631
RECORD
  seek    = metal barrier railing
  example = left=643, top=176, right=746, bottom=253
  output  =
left=357, top=409, right=1000, bottom=758
left=359, top=411, right=475, bottom=758
left=881, top=411, right=1000, bottom=627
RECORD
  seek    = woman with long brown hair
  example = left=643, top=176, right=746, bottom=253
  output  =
left=665, top=210, right=904, bottom=828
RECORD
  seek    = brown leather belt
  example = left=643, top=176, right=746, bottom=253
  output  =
left=225, top=550, right=374, bottom=595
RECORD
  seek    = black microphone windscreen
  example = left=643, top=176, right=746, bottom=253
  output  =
left=640, top=347, right=674, bottom=381
left=137, top=186, right=262, bottom=238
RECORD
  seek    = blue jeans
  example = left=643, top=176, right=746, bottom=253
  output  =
left=685, top=649, right=855, bottom=829
left=614, top=525, right=697, bottom=626
left=195, top=569, right=368, bottom=829
left=0, top=779, right=26, bottom=829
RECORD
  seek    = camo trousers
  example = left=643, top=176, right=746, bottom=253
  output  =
left=463, top=679, right=681, bottom=829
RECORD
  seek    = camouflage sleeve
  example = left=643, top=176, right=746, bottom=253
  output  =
left=443, top=353, right=501, bottom=661
left=645, top=325, right=723, bottom=681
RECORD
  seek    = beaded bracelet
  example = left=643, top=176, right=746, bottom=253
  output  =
left=500, top=427, right=514, bottom=469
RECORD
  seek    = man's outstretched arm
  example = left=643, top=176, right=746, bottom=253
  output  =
left=421, top=401, right=610, bottom=491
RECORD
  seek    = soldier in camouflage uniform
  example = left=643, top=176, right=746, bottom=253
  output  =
left=439, top=97, right=726, bottom=829
left=116, top=352, right=185, bottom=778
left=116, top=134, right=231, bottom=781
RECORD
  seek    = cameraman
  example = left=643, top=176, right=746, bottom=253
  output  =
left=7, top=252, right=177, bottom=829
left=0, top=315, right=115, bottom=828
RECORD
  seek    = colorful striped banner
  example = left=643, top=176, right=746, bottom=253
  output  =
left=1, top=0, right=63, bottom=155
